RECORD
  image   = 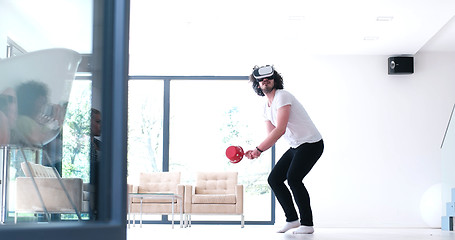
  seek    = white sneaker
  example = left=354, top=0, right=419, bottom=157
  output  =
left=276, top=220, right=300, bottom=233
left=293, top=225, right=314, bottom=234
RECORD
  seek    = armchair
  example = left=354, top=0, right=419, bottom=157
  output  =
left=128, top=172, right=184, bottom=226
left=15, top=162, right=89, bottom=222
left=184, top=172, right=244, bottom=227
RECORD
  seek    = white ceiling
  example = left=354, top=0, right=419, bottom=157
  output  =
left=129, top=0, right=455, bottom=56
left=421, top=14, right=455, bottom=53
left=7, top=0, right=455, bottom=56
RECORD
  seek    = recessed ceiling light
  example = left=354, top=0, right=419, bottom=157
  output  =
left=288, top=16, right=305, bottom=21
left=376, top=16, right=394, bottom=21
left=364, top=36, right=379, bottom=41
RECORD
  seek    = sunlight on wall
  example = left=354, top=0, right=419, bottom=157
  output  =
left=419, top=183, right=442, bottom=227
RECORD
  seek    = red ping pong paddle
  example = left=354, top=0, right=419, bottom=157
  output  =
left=225, top=146, right=244, bottom=164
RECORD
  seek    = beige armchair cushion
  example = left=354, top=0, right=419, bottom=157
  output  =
left=184, top=172, right=244, bottom=227
left=138, top=171, right=180, bottom=193
left=195, top=172, right=237, bottom=194
left=128, top=172, right=183, bottom=214
left=21, top=162, right=60, bottom=178
left=192, top=194, right=236, bottom=204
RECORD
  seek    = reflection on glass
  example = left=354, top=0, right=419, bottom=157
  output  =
left=0, top=49, right=86, bottom=224
left=0, top=49, right=80, bottom=147
left=1, top=147, right=41, bottom=223
left=0, top=1, right=95, bottom=225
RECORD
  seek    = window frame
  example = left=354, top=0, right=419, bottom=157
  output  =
left=128, top=76, right=276, bottom=226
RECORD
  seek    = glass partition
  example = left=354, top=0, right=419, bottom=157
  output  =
left=0, top=1, right=129, bottom=239
left=0, top=47, right=89, bottom=224
left=0, top=0, right=93, bottom=220
left=0, top=146, right=42, bottom=223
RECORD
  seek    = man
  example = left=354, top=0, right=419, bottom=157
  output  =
left=245, top=65, right=324, bottom=234
left=14, top=80, right=63, bottom=146
left=90, top=108, right=102, bottom=152
left=0, top=88, right=17, bottom=145
left=89, top=108, right=101, bottom=219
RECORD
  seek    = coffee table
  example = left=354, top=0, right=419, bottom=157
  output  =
left=127, top=192, right=183, bottom=229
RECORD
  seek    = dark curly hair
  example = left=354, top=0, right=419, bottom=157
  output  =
left=249, top=66, right=284, bottom=96
left=16, top=80, right=49, bottom=117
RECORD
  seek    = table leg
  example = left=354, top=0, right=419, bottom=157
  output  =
left=171, top=196, right=175, bottom=229
left=127, top=195, right=131, bottom=229
left=179, top=197, right=183, bottom=228
left=140, top=198, right=143, bottom=228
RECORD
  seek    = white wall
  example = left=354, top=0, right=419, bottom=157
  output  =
left=271, top=52, right=455, bottom=228
left=2, top=0, right=455, bottom=228
left=441, top=99, right=455, bottom=215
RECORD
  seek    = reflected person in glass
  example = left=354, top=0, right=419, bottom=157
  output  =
left=0, top=88, right=18, bottom=145
left=13, top=80, right=63, bottom=146
left=89, top=108, right=102, bottom=219
left=244, top=65, right=324, bottom=234
left=0, top=97, right=10, bottom=145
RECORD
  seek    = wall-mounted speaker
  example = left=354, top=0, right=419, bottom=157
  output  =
left=388, top=56, right=414, bottom=75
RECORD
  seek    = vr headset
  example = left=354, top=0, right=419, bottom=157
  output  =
left=253, top=65, right=274, bottom=80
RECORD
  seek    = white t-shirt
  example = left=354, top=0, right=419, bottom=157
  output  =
left=263, top=89, right=322, bottom=148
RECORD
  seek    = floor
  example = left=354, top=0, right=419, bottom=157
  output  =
left=127, top=224, right=455, bottom=240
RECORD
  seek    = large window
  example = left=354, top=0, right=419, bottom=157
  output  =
left=170, top=79, right=271, bottom=222
left=128, top=80, right=164, bottom=177
left=127, top=77, right=274, bottom=224
left=62, top=80, right=92, bottom=183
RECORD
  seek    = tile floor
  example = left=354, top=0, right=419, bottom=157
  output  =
left=127, top=224, right=455, bottom=240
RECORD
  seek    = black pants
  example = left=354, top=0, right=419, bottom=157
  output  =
left=268, top=139, right=324, bottom=226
